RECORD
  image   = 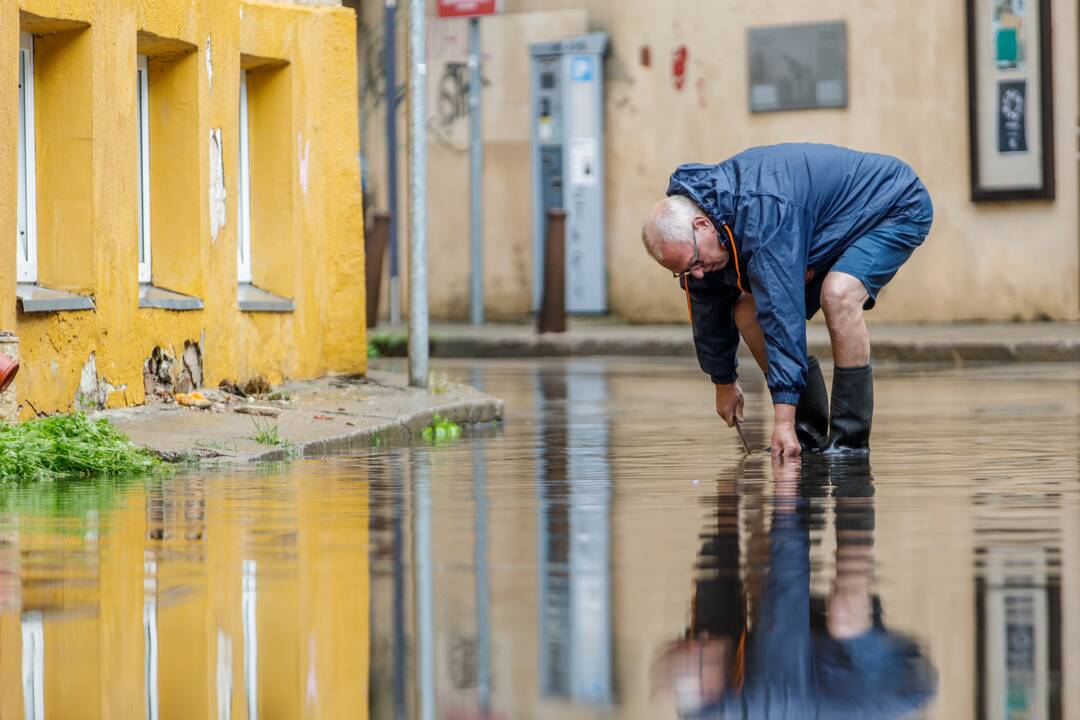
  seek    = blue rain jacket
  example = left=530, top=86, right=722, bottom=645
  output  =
left=669, top=144, right=931, bottom=405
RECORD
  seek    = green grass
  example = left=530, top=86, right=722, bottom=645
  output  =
left=0, top=413, right=162, bottom=482
left=249, top=418, right=284, bottom=446
left=421, top=414, right=462, bottom=444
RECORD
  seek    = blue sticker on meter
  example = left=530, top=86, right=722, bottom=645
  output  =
left=571, top=56, right=593, bottom=82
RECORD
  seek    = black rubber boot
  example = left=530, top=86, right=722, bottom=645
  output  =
left=795, top=356, right=830, bottom=452
left=825, top=364, right=873, bottom=454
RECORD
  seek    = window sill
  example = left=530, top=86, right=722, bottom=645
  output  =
left=16, top=283, right=96, bottom=313
left=139, top=284, right=204, bottom=311
left=238, top=283, right=294, bottom=313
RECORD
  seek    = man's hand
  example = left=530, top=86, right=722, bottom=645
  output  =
left=771, top=403, right=801, bottom=457
left=714, top=382, right=744, bottom=427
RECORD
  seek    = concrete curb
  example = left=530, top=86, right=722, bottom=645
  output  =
left=105, top=371, right=505, bottom=466
left=243, top=397, right=504, bottom=463
left=373, top=332, right=1080, bottom=364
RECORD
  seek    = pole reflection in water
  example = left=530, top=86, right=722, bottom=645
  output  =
left=471, top=368, right=493, bottom=718
left=654, top=456, right=939, bottom=718
left=413, top=448, right=436, bottom=720
left=536, top=362, right=614, bottom=705
left=392, top=460, right=409, bottom=720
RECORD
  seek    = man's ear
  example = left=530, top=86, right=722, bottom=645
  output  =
left=693, top=215, right=711, bottom=231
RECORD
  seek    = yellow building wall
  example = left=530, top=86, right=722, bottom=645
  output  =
left=0, top=0, right=366, bottom=416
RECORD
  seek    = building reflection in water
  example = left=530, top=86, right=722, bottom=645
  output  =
left=655, top=457, right=939, bottom=718
left=974, top=479, right=1063, bottom=719
left=536, top=362, right=614, bottom=705
left=0, top=465, right=370, bottom=719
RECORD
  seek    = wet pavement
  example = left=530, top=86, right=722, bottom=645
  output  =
left=0, top=357, right=1078, bottom=719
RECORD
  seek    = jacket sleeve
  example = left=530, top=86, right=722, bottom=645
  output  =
left=741, top=196, right=810, bottom=406
left=681, top=276, right=741, bottom=385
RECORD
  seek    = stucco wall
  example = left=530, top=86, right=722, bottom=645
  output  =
left=1, top=0, right=365, bottom=414
left=361, top=0, right=1079, bottom=322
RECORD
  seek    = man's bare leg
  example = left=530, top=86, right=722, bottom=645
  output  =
left=820, top=272, right=870, bottom=367
left=733, top=293, right=768, bottom=372
left=820, top=271, right=874, bottom=452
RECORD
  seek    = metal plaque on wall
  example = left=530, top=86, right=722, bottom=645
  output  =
left=748, top=21, right=848, bottom=112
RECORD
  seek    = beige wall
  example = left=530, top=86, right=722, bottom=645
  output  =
left=361, top=0, right=1079, bottom=322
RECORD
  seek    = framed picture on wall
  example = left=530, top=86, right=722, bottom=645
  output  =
left=966, top=0, right=1055, bottom=200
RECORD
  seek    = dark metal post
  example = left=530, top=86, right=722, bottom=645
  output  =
left=537, top=209, right=567, bottom=334
left=385, top=0, right=401, bottom=326
left=365, top=211, right=391, bottom=328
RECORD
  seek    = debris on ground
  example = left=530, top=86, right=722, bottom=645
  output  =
left=218, top=380, right=248, bottom=398
left=244, top=375, right=271, bottom=396
left=234, top=405, right=282, bottom=418
left=175, top=392, right=212, bottom=410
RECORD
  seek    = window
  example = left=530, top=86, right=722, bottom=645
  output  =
left=17, top=32, right=38, bottom=283
left=237, top=70, right=252, bottom=283
left=235, top=61, right=293, bottom=313
left=137, top=55, right=152, bottom=283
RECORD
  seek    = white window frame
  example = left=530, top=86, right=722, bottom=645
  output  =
left=237, top=70, right=253, bottom=284
left=17, top=32, right=38, bottom=284
left=137, top=55, right=152, bottom=283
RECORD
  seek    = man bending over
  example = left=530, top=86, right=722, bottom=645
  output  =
left=641, top=143, right=933, bottom=456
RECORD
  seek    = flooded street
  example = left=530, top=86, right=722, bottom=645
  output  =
left=1, top=357, right=1078, bottom=718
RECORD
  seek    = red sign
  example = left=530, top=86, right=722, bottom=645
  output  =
left=437, top=0, right=500, bottom=18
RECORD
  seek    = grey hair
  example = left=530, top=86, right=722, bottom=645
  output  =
left=641, top=195, right=700, bottom=263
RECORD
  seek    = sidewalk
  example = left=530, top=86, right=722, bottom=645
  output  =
left=370, top=319, right=1080, bottom=363
left=100, top=370, right=503, bottom=464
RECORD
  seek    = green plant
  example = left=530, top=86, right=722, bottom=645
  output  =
left=368, top=330, right=409, bottom=357
left=421, top=414, right=461, bottom=443
left=427, top=371, right=451, bottom=395
left=371, top=432, right=385, bottom=448
left=265, top=391, right=294, bottom=402
left=249, top=418, right=284, bottom=446
left=367, top=342, right=381, bottom=359
left=0, top=413, right=162, bottom=482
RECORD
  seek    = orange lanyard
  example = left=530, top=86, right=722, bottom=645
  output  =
left=723, top=223, right=747, bottom=294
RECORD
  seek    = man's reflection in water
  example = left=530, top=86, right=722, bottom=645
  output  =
left=655, top=457, right=937, bottom=718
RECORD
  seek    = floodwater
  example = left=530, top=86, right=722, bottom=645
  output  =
left=0, top=358, right=1077, bottom=719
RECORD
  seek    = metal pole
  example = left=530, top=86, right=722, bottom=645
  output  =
left=468, top=17, right=484, bottom=325
left=384, top=0, right=401, bottom=326
left=407, top=0, right=428, bottom=387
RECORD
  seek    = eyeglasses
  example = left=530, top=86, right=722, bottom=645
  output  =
left=673, top=222, right=704, bottom=279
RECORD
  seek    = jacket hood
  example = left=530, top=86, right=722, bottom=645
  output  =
left=666, top=163, right=737, bottom=228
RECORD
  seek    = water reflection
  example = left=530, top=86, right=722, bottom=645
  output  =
left=536, top=364, right=613, bottom=705
left=654, top=457, right=938, bottom=718
left=0, top=465, right=370, bottom=719
left=366, top=358, right=1077, bottom=719
left=0, top=359, right=1076, bottom=719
